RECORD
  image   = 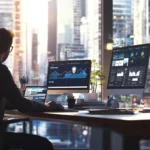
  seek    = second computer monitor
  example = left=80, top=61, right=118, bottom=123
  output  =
left=107, top=44, right=150, bottom=95
left=47, top=60, right=91, bottom=94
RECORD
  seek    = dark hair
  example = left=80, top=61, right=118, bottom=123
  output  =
left=0, top=28, right=14, bottom=53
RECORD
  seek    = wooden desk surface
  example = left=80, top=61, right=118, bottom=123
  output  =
left=5, top=110, right=150, bottom=137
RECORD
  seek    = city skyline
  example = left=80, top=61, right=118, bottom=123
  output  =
left=1, top=0, right=149, bottom=88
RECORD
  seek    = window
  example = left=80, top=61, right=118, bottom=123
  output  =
left=2, top=1, right=102, bottom=148
left=1, top=0, right=102, bottom=91
left=113, top=0, right=150, bottom=48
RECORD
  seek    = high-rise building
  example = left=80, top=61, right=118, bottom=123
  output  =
left=86, top=0, right=101, bottom=64
left=0, top=0, right=13, bottom=28
left=21, top=0, right=48, bottom=86
left=80, top=17, right=88, bottom=58
left=48, top=0, right=57, bottom=61
left=0, top=0, right=13, bottom=73
left=21, top=19, right=33, bottom=85
left=13, top=0, right=23, bottom=87
left=113, top=0, right=133, bottom=47
left=58, top=44, right=85, bottom=60
left=134, top=0, right=150, bottom=44
left=73, top=0, right=86, bottom=44
left=31, top=30, right=39, bottom=85
left=50, top=0, right=86, bottom=60
left=0, top=0, right=23, bottom=87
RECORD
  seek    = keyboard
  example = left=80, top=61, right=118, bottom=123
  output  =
left=49, top=108, right=78, bottom=112
left=63, top=108, right=78, bottom=112
left=74, top=101, right=106, bottom=109
left=75, top=101, right=105, bottom=106
left=88, top=109, right=134, bottom=115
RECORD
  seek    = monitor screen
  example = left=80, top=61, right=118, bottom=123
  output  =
left=107, top=44, right=150, bottom=94
left=24, top=86, right=47, bottom=103
left=47, top=60, right=91, bottom=94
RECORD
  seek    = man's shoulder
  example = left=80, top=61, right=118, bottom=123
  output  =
left=0, top=64, right=12, bottom=82
left=0, top=64, right=9, bottom=72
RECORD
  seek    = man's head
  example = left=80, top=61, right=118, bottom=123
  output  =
left=0, top=28, right=14, bottom=63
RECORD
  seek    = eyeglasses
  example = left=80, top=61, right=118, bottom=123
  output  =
left=9, top=46, right=13, bottom=53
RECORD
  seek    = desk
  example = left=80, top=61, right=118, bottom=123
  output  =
left=5, top=110, right=150, bottom=150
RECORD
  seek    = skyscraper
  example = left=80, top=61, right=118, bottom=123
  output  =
left=31, top=30, right=39, bottom=85
left=48, top=0, right=57, bottom=61
left=73, top=0, right=86, bottom=44
left=80, top=17, right=88, bottom=58
left=0, top=0, right=13, bottom=73
left=0, top=0, right=13, bottom=28
left=49, top=0, right=87, bottom=60
left=13, top=0, right=23, bottom=87
left=86, top=0, right=101, bottom=64
left=134, top=0, right=150, bottom=44
left=58, top=44, right=85, bottom=61
left=113, top=0, right=133, bottom=47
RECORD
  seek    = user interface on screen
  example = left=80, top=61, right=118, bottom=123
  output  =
left=47, top=60, right=91, bottom=90
left=24, top=86, right=47, bottom=102
left=107, top=44, right=150, bottom=89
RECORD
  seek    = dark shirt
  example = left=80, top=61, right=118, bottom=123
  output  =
left=0, top=64, right=49, bottom=123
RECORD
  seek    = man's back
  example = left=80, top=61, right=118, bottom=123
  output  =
left=0, top=64, right=8, bottom=123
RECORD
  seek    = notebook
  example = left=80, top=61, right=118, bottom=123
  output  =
left=24, top=86, right=47, bottom=103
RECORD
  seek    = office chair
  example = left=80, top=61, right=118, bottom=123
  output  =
left=3, top=117, right=31, bottom=133
left=3, top=98, right=32, bottom=133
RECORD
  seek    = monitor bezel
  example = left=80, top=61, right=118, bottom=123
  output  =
left=46, top=60, right=91, bottom=93
left=107, top=44, right=150, bottom=90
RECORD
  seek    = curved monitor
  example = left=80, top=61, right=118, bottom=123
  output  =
left=47, top=60, right=91, bottom=94
left=107, top=44, right=150, bottom=95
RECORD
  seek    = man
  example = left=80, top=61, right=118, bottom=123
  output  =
left=0, top=28, right=63, bottom=150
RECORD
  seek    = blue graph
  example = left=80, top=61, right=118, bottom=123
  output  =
left=49, top=68, right=87, bottom=79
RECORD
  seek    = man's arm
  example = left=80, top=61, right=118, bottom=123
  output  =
left=0, top=65, right=49, bottom=113
left=4, top=97, right=15, bottom=110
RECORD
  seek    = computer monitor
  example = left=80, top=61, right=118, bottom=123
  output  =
left=107, top=44, right=150, bottom=95
left=47, top=60, right=91, bottom=94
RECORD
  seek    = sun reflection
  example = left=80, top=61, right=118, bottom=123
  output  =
left=22, top=0, right=48, bottom=28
